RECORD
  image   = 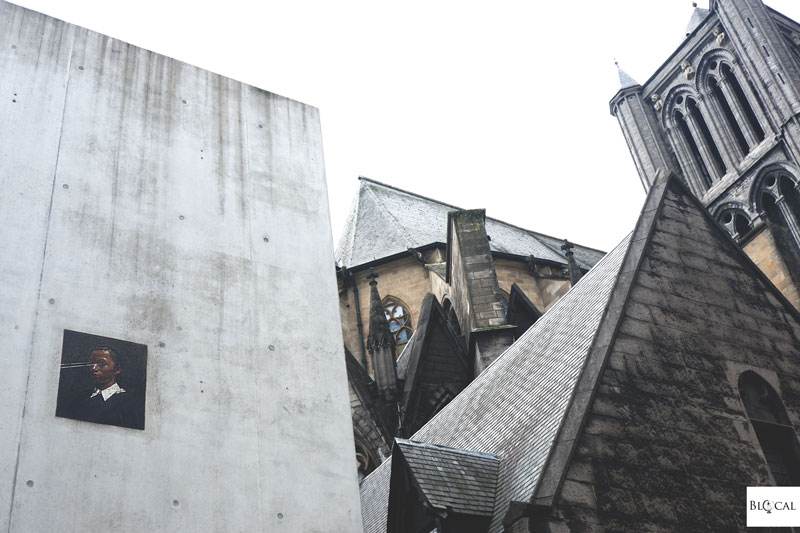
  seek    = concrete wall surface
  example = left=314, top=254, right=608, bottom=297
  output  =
left=0, top=2, right=361, bottom=531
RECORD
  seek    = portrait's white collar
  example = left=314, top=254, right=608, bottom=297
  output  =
left=90, top=382, right=126, bottom=401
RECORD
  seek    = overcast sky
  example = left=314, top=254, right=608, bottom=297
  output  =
left=9, top=0, right=800, bottom=252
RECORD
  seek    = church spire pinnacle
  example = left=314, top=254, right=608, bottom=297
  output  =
left=366, top=268, right=398, bottom=400
left=615, top=60, right=639, bottom=90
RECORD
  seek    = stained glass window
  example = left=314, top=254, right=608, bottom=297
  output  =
left=384, top=298, right=412, bottom=344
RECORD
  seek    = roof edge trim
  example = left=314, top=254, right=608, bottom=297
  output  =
left=529, top=169, right=675, bottom=509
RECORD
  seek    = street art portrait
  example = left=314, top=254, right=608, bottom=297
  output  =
left=55, top=330, right=147, bottom=430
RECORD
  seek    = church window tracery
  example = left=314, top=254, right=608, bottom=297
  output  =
left=717, top=207, right=752, bottom=241
left=757, top=170, right=800, bottom=249
left=383, top=297, right=413, bottom=344
left=738, top=371, right=800, bottom=486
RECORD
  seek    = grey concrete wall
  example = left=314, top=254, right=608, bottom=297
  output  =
left=0, top=2, right=361, bottom=531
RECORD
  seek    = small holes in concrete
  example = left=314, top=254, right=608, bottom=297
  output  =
left=182, top=99, right=187, bottom=104
left=268, top=345, right=275, bottom=351
left=11, top=44, right=16, bottom=49
left=172, top=500, right=180, bottom=508
left=78, top=66, right=84, bottom=70
left=158, top=342, right=165, bottom=348
left=277, top=513, right=283, bottom=519
left=263, top=236, right=269, bottom=243
left=62, top=184, right=69, bottom=189
left=177, top=326, right=183, bottom=331
left=48, top=298, right=55, bottom=304
left=26, top=480, right=33, bottom=487
left=179, top=215, right=185, bottom=220
left=257, top=124, right=263, bottom=129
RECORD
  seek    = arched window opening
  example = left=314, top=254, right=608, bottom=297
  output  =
left=719, top=209, right=752, bottom=240
left=687, top=97, right=726, bottom=177
left=675, top=109, right=713, bottom=189
left=441, top=297, right=461, bottom=335
left=383, top=297, right=413, bottom=345
left=738, top=372, right=800, bottom=485
left=720, top=63, right=765, bottom=146
left=355, top=437, right=377, bottom=482
left=498, top=289, right=510, bottom=314
left=709, top=75, right=749, bottom=155
left=759, top=172, right=800, bottom=250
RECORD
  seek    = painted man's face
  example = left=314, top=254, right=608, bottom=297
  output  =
left=89, top=350, right=120, bottom=390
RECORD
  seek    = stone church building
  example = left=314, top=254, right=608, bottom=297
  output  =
left=358, top=0, right=800, bottom=531
left=336, top=178, right=605, bottom=478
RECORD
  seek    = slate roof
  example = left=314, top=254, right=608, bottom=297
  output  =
left=686, top=6, right=711, bottom=35
left=616, top=63, right=639, bottom=90
left=394, top=439, right=499, bottom=517
left=360, top=228, right=631, bottom=532
left=336, top=177, right=605, bottom=270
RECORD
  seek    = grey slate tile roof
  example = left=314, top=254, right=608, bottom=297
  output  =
left=616, top=63, right=639, bottom=90
left=360, top=232, right=632, bottom=532
left=395, top=439, right=500, bottom=517
left=686, top=6, right=711, bottom=35
left=336, top=177, right=605, bottom=270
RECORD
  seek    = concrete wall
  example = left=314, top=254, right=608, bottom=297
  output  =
left=0, top=2, right=361, bottom=531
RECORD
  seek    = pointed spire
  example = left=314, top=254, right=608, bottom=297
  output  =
left=615, top=60, right=639, bottom=90
left=366, top=268, right=398, bottom=400
left=367, top=269, right=394, bottom=350
left=686, top=2, right=710, bottom=36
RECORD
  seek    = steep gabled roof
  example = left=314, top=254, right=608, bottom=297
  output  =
left=361, top=170, right=800, bottom=531
left=360, top=217, right=632, bottom=532
left=391, top=439, right=500, bottom=517
left=336, top=177, right=605, bottom=270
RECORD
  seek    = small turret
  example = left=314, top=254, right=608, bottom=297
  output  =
left=366, top=268, right=398, bottom=400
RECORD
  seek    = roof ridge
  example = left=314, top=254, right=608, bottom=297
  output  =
left=362, top=179, right=421, bottom=251
left=358, top=176, right=604, bottom=255
left=529, top=170, right=679, bottom=510
left=396, top=438, right=500, bottom=460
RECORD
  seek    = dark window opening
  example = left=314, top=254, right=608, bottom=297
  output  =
left=721, top=63, right=765, bottom=145
left=739, top=371, right=800, bottom=486
left=676, top=110, right=713, bottom=189
left=710, top=76, right=749, bottom=155
left=688, top=98, right=726, bottom=177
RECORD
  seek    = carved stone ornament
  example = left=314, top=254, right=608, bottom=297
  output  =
left=651, top=93, right=663, bottom=111
left=792, top=31, right=800, bottom=47
left=712, top=26, right=726, bottom=45
left=681, top=60, right=695, bottom=80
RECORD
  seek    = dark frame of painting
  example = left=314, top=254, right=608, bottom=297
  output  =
left=55, top=329, right=147, bottom=430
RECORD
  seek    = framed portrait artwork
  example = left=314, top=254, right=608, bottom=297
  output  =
left=55, top=330, right=147, bottom=430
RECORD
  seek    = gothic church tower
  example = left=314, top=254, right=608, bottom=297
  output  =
left=611, top=0, right=800, bottom=309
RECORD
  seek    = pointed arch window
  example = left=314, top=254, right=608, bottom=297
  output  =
left=758, top=171, right=800, bottom=249
left=383, top=297, right=413, bottom=344
left=674, top=108, right=714, bottom=189
left=739, top=371, right=800, bottom=485
left=719, top=63, right=765, bottom=146
left=717, top=207, right=752, bottom=241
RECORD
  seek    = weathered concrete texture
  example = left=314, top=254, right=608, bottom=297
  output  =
left=538, top=181, right=800, bottom=532
left=0, top=2, right=361, bottom=531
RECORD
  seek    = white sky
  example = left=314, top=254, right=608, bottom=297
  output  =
left=9, top=0, right=800, bottom=252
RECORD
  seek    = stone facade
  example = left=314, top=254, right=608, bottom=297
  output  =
left=336, top=179, right=604, bottom=478
left=531, top=178, right=800, bottom=532
left=611, top=0, right=800, bottom=311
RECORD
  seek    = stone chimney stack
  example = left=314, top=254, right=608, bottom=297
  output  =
left=366, top=268, right=398, bottom=400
